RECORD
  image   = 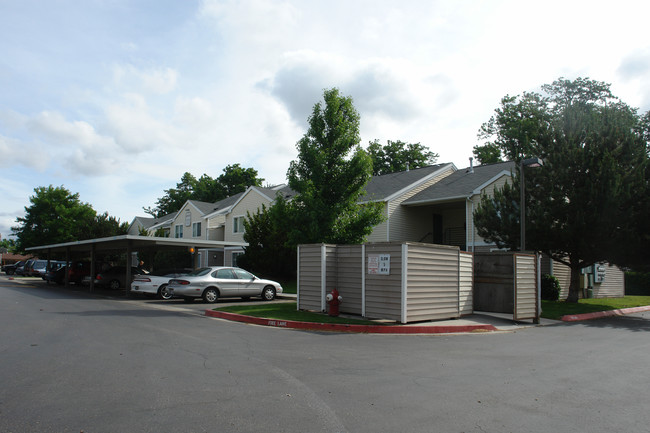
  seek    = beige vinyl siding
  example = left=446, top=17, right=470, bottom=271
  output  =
left=365, top=203, right=389, bottom=242
left=170, top=205, right=204, bottom=239
left=553, top=260, right=572, bottom=299
left=405, top=244, right=460, bottom=322
left=336, top=245, right=363, bottom=315
left=387, top=171, right=454, bottom=242
left=225, top=190, right=272, bottom=243
left=459, top=251, right=474, bottom=315
left=514, top=254, right=537, bottom=320
left=594, top=264, right=625, bottom=298
left=297, top=245, right=325, bottom=312
left=364, top=243, right=403, bottom=322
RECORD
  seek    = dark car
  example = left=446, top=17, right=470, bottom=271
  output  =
left=16, top=259, right=35, bottom=276
left=3, top=261, right=24, bottom=275
left=67, top=261, right=91, bottom=284
left=94, top=266, right=149, bottom=290
left=44, top=265, right=68, bottom=285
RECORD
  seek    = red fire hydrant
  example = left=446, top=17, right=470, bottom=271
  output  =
left=326, top=288, right=343, bottom=317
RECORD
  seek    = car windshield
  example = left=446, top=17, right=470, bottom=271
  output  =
left=186, top=267, right=212, bottom=276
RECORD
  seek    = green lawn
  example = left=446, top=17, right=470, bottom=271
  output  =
left=215, top=302, right=382, bottom=325
left=541, top=296, right=650, bottom=320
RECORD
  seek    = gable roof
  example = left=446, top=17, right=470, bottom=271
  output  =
left=359, top=163, right=454, bottom=202
left=403, top=161, right=515, bottom=205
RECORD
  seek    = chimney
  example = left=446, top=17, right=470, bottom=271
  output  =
left=469, top=157, right=474, bottom=173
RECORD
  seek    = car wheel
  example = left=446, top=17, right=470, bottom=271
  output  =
left=158, top=285, right=173, bottom=300
left=203, top=288, right=219, bottom=303
left=261, top=286, right=276, bottom=301
left=109, top=279, right=121, bottom=290
left=182, top=296, right=194, bottom=303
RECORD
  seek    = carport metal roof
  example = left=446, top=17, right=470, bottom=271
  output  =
left=26, top=235, right=247, bottom=255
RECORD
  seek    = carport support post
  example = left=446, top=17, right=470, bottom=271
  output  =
left=64, top=247, right=71, bottom=287
left=126, top=241, right=132, bottom=296
left=90, top=245, right=96, bottom=292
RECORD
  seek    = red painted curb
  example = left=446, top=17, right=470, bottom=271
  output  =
left=561, top=305, right=650, bottom=322
left=205, top=310, right=498, bottom=334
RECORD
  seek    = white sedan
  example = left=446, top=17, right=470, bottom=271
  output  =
left=131, top=269, right=191, bottom=300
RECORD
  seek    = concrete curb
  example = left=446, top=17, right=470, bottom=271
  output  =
left=204, top=310, right=499, bottom=334
left=561, top=305, right=650, bottom=322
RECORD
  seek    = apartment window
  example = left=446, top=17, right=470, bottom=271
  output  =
left=174, top=224, right=183, bottom=238
left=192, top=222, right=202, bottom=237
left=233, top=216, right=245, bottom=234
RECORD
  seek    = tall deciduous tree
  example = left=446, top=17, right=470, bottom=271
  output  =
left=367, top=139, right=439, bottom=175
left=474, top=77, right=649, bottom=302
left=287, top=88, right=384, bottom=245
left=144, top=165, right=264, bottom=217
left=12, top=185, right=127, bottom=252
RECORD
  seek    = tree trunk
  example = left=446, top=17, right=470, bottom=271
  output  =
left=566, top=265, right=582, bottom=303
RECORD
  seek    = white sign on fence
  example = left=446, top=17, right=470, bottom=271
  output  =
left=368, top=254, right=390, bottom=275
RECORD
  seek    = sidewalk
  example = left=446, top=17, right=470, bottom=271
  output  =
left=207, top=293, right=558, bottom=334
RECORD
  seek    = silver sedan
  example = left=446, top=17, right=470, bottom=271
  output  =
left=167, top=267, right=283, bottom=303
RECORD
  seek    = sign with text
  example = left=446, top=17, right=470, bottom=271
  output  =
left=368, top=254, right=390, bottom=275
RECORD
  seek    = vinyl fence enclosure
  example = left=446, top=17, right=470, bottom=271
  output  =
left=297, top=242, right=474, bottom=324
left=473, top=252, right=540, bottom=322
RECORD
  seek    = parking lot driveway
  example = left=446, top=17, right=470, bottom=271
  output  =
left=2, top=275, right=650, bottom=433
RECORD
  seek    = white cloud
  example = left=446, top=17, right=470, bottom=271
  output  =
left=112, top=64, right=178, bottom=94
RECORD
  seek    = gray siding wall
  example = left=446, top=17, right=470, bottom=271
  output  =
left=406, top=244, right=461, bottom=322
left=459, top=251, right=474, bottom=316
left=593, top=264, right=625, bottom=298
left=514, top=254, right=537, bottom=320
left=336, top=245, right=363, bottom=315
left=364, top=243, right=404, bottom=322
left=297, top=244, right=325, bottom=312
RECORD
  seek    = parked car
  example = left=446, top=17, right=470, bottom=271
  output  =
left=16, top=259, right=35, bottom=276
left=67, top=261, right=92, bottom=284
left=3, top=261, right=24, bottom=275
left=94, top=266, right=149, bottom=290
left=28, top=260, right=50, bottom=277
left=131, top=268, right=192, bottom=299
left=167, top=267, right=283, bottom=303
left=44, top=265, right=68, bottom=285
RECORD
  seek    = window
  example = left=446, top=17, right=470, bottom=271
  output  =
left=214, top=269, right=236, bottom=279
left=232, top=252, right=244, bottom=267
left=233, top=216, right=245, bottom=234
left=174, top=224, right=183, bottom=238
left=192, top=222, right=202, bottom=237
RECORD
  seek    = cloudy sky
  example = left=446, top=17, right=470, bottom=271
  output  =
left=1, top=0, right=649, bottom=240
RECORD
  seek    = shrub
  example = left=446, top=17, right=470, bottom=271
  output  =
left=541, top=274, right=561, bottom=301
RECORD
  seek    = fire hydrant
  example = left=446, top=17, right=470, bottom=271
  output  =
left=326, top=288, right=343, bottom=317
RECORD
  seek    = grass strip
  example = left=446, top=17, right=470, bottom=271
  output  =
left=541, top=296, right=650, bottom=320
left=215, top=302, right=384, bottom=325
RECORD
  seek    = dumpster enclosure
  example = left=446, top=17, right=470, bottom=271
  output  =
left=297, top=242, right=474, bottom=324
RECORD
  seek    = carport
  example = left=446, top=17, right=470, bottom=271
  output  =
left=26, top=235, right=247, bottom=293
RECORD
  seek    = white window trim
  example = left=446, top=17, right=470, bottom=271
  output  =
left=233, top=215, right=245, bottom=234
left=174, top=224, right=183, bottom=238
left=192, top=221, right=202, bottom=238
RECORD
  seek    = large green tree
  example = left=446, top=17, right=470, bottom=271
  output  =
left=287, top=88, right=384, bottom=245
left=367, top=139, right=439, bottom=175
left=144, top=164, right=264, bottom=217
left=12, top=185, right=127, bottom=252
left=473, top=77, right=649, bottom=302
left=241, top=88, right=385, bottom=277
